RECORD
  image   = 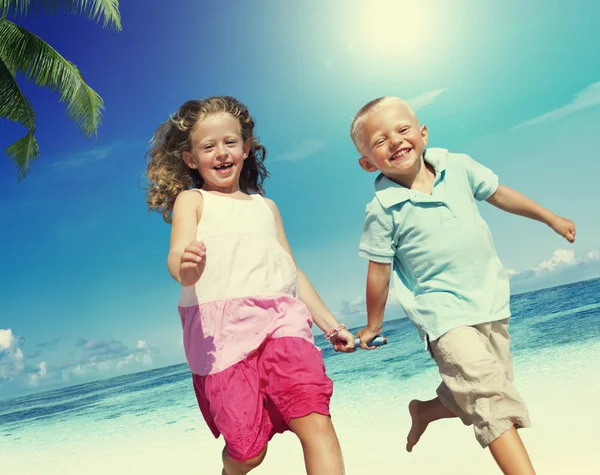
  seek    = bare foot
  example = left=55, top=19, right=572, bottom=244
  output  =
left=406, top=400, right=429, bottom=452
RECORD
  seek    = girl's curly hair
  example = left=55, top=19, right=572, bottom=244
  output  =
left=145, top=96, right=269, bottom=223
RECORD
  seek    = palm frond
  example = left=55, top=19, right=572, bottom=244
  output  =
left=0, top=19, right=104, bottom=136
left=0, top=54, right=38, bottom=178
left=0, top=1, right=26, bottom=18
left=6, top=132, right=39, bottom=180
left=0, top=55, right=35, bottom=128
left=0, top=0, right=121, bottom=30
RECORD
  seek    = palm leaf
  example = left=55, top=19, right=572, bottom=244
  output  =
left=6, top=131, right=39, bottom=180
left=0, top=19, right=104, bottom=136
left=0, top=55, right=35, bottom=127
left=0, top=0, right=121, bottom=30
left=0, top=55, right=38, bottom=178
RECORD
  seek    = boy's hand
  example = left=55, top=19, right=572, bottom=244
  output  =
left=179, top=240, right=206, bottom=286
left=549, top=216, right=576, bottom=243
left=356, top=325, right=382, bottom=351
left=331, top=328, right=356, bottom=353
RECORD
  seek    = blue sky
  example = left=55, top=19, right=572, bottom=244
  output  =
left=1, top=0, right=599, bottom=398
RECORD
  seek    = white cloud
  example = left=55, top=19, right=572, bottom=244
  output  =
left=336, top=290, right=404, bottom=329
left=0, top=329, right=26, bottom=381
left=1, top=330, right=158, bottom=392
left=28, top=361, right=48, bottom=386
left=514, top=81, right=600, bottom=129
left=1, top=329, right=55, bottom=390
left=538, top=248, right=579, bottom=271
left=271, top=139, right=327, bottom=163
left=64, top=364, right=98, bottom=379
left=509, top=248, right=600, bottom=293
left=338, top=295, right=367, bottom=317
left=38, top=361, right=48, bottom=378
left=61, top=336, right=156, bottom=381
left=136, top=339, right=148, bottom=349
left=511, top=248, right=599, bottom=278
left=51, top=145, right=115, bottom=170
left=0, top=328, right=15, bottom=350
left=116, top=340, right=153, bottom=370
left=116, top=352, right=153, bottom=370
left=407, top=88, right=448, bottom=110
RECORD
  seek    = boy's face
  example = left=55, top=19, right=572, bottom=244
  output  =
left=357, top=100, right=428, bottom=178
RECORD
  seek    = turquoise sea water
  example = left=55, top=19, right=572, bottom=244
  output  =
left=2, top=278, right=600, bottom=474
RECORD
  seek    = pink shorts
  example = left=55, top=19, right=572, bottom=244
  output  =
left=192, top=336, right=333, bottom=462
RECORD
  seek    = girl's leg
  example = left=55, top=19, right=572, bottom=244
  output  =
left=288, top=413, right=344, bottom=475
left=222, top=445, right=268, bottom=475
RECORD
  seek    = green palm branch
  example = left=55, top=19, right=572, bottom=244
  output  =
left=0, top=1, right=121, bottom=180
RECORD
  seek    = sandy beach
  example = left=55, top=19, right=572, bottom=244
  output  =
left=3, top=336, right=599, bottom=475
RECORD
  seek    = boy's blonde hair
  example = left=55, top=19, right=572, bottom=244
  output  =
left=350, top=96, right=416, bottom=151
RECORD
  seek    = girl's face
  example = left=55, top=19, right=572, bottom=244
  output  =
left=183, top=112, right=250, bottom=193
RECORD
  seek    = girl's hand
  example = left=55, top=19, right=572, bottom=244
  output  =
left=179, top=241, right=206, bottom=286
left=331, top=328, right=356, bottom=353
left=549, top=216, right=576, bottom=243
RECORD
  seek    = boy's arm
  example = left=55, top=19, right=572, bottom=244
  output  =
left=357, top=261, right=391, bottom=350
left=357, top=199, right=396, bottom=350
left=486, top=184, right=576, bottom=242
left=365, top=261, right=391, bottom=333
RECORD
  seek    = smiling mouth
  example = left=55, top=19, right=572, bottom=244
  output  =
left=390, top=148, right=412, bottom=162
left=214, top=163, right=233, bottom=171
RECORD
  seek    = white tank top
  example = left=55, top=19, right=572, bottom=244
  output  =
left=179, top=189, right=299, bottom=307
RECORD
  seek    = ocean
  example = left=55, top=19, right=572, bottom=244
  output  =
left=2, top=278, right=600, bottom=474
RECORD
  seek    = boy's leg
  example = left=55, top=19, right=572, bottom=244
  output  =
left=406, top=396, right=457, bottom=451
left=288, top=413, right=345, bottom=475
left=486, top=320, right=535, bottom=475
left=406, top=340, right=472, bottom=451
left=430, top=322, right=534, bottom=474
left=488, top=426, right=535, bottom=475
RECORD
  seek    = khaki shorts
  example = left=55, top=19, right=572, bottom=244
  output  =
left=429, top=319, right=531, bottom=447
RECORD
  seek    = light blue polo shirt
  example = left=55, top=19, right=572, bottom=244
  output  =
left=359, top=148, right=511, bottom=345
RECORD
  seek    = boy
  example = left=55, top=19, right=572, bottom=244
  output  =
left=351, top=96, right=575, bottom=475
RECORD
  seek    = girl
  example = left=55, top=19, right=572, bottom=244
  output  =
left=145, top=96, right=355, bottom=475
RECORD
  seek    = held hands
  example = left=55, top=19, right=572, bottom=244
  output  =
left=331, top=328, right=356, bottom=353
left=549, top=215, right=576, bottom=243
left=179, top=240, right=206, bottom=286
left=356, top=325, right=382, bottom=351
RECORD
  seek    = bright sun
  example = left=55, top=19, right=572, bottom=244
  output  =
left=348, top=0, right=448, bottom=64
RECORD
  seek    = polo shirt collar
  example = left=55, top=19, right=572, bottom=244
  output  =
left=374, top=148, right=449, bottom=209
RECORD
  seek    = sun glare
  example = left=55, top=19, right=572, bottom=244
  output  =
left=349, top=0, right=448, bottom=64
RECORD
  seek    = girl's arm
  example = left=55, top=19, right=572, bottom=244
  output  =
left=486, top=184, right=576, bottom=242
left=167, top=190, right=205, bottom=285
left=264, top=198, right=345, bottom=333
